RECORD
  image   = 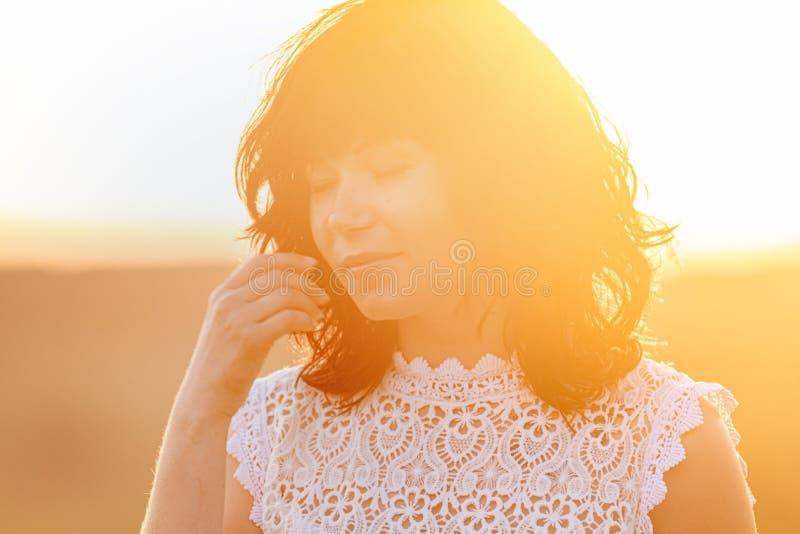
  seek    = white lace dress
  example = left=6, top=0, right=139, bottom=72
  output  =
left=226, top=351, right=756, bottom=533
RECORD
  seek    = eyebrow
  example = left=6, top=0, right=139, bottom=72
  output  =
left=348, top=138, right=399, bottom=160
left=307, top=138, right=372, bottom=173
left=350, top=138, right=372, bottom=155
left=305, top=137, right=414, bottom=177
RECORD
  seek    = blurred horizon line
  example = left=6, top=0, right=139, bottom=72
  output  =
left=4, top=209, right=800, bottom=275
left=1, top=238, right=798, bottom=278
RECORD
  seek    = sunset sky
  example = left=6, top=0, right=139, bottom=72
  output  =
left=1, top=0, right=797, bottom=268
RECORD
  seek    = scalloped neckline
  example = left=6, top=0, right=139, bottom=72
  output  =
left=391, top=349, right=521, bottom=380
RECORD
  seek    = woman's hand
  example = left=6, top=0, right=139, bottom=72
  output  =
left=140, top=252, right=329, bottom=534
left=179, top=252, right=329, bottom=419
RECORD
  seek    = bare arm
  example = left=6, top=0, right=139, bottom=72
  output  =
left=139, top=387, right=232, bottom=534
left=139, top=252, right=328, bottom=534
left=648, top=397, right=757, bottom=533
left=223, top=451, right=263, bottom=534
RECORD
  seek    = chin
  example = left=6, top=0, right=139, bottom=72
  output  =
left=351, top=292, right=417, bottom=321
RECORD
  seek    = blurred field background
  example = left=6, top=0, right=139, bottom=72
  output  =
left=1, top=248, right=797, bottom=533
left=2, top=1, right=798, bottom=532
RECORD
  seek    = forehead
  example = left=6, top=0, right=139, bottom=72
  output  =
left=304, top=135, right=424, bottom=174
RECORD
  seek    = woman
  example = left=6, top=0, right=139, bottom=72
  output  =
left=141, top=0, right=757, bottom=532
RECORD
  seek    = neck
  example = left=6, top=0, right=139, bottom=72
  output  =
left=395, top=295, right=510, bottom=369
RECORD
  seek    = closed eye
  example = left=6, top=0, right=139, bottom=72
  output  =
left=309, top=179, right=335, bottom=195
left=375, top=162, right=412, bottom=179
left=308, top=163, right=412, bottom=195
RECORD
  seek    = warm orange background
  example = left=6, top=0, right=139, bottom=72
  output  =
left=1, top=247, right=797, bottom=532
left=3, top=1, right=797, bottom=532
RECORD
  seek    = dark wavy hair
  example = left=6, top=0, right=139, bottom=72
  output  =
left=234, top=0, right=679, bottom=429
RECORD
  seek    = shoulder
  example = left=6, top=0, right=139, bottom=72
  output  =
left=621, top=355, right=693, bottom=395
left=227, top=363, right=310, bottom=441
left=254, top=363, right=306, bottom=398
left=243, top=363, right=319, bottom=420
left=648, top=396, right=757, bottom=532
left=247, top=362, right=337, bottom=428
left=629, top=356, right=758, bottom=532
left=222, top=365, right=305, bottom=533
left=256, top=362, right=306, bottom=391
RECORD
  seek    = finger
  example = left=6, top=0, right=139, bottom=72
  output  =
left=236, top=269, right=331, bottom=305
left=224, top=252, right=319, bottom=291
left=244, top=285, right=327, bottom=326
left=248, top=308, right=323, bottom=344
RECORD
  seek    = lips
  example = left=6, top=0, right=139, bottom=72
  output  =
left=341, top=251, right=402, bottom=269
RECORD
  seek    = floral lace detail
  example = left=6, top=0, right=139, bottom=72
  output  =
left=636, top=367, right=758, bottom=533
left=226, top=378, right=270, bottom=528
left=383, top=350, right=528, bottom=403
left=226, top=355, right=756, bottom=533
left=391, top=350, right=520, bottom=378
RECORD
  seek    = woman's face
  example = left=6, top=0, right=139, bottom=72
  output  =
left=306, top=135, right=467, bottom=321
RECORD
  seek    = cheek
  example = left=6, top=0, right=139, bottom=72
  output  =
left=309, top=209, right=333, bottom=261
left=386, top=174, right=459, bottom=259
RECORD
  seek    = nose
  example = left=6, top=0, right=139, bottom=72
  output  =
left=326, top=173, right=376, bottom=234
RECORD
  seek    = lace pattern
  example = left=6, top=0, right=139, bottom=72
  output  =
left=636, top=365, right=757, bottom=533
left=226, top=378, right=271, bottom=528
left=384, top=350, right=529, bottom=403
left=225, top=353, right=756, bottom=533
